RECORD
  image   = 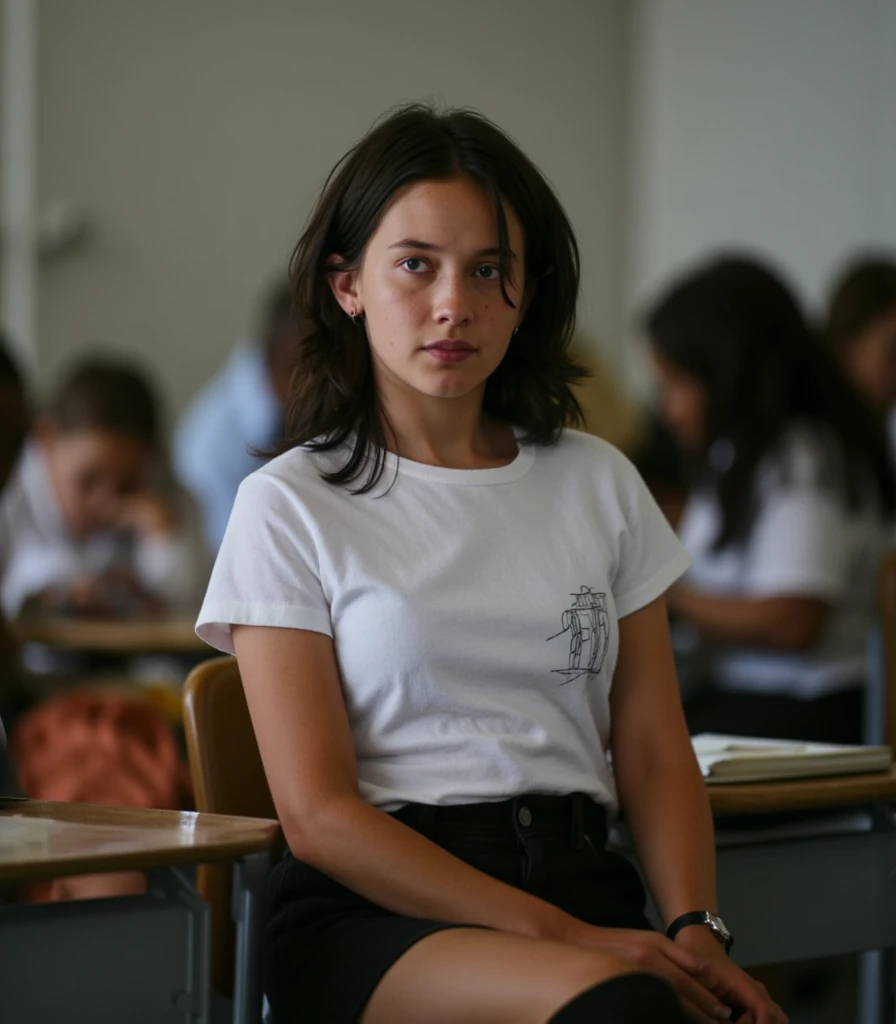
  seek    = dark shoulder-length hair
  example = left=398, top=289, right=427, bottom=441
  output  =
left=285, top=103, right=586, bottom=491
left=645, top=255, right=896, bottom=550
left=825, top=253, right=896, bottom=351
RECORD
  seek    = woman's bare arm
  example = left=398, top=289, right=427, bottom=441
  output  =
left=610, top=598, right=717, bottom=930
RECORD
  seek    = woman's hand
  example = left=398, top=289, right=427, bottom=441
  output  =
left=674, top=926, right=789, bottom=1024
left=564, top=921, right=737, bottom=1022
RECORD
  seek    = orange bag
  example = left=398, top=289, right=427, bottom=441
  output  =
left=9, top=690, right=193, bottom=902
left=11, top=690, right=191, bottom=808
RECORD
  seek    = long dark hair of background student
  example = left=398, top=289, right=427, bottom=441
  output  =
left=647, top=256, right=896, bottom=551
left=824, top=253, right=896, bottom=424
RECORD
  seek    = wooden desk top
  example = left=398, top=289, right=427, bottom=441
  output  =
left=11, top=616, right=210, bottom=654
left=0, top=800, right=280, bottom=883
left=707, top=765, right=896, bottom=816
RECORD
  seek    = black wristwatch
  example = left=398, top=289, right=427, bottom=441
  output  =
left=666, top=911, right=733, bottom=954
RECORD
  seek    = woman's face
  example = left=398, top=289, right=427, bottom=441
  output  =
left=329, top=176, right=526, bottom=407
left=842, top=306, right=896, bottom=413
left=648, top=346, right=707, bottom=453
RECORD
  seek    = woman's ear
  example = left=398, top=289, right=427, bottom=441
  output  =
left=326, top=255, right=362, bottom=317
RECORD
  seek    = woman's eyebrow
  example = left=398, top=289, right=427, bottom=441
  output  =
left=388, top=238, right=518, bottom=261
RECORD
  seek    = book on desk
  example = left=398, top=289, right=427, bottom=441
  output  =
left=692, top=733, right=893, bottom=785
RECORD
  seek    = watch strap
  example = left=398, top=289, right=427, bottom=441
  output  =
left=666, top=911, right=733, bottom=953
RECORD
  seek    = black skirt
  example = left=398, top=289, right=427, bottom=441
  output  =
left=263, top=793, right=652, bottom=1023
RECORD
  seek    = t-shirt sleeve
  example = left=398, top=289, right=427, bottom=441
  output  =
left=612, top=456, right=691, bottom=619
left=195, top=471, right=332, bottom=654
left=740, top=486, right=854, bottom=598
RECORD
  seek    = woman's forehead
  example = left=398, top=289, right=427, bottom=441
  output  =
left=371, top=178, right=524, bottom=253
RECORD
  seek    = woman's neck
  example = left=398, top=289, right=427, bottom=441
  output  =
left=379, top=387, right=517, bottom=471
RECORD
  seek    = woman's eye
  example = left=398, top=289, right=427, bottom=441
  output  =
left=476, top=265, right=500, bottom=281
left=400, top=257, right=428, bottom=273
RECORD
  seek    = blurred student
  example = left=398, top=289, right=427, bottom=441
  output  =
left=174, top=279, right=310, bottom=552
left=824, top=254, right=896, bottom=449
left=0, top=356, right=202, bottom=626
left=647, top=256, right=895, bottom=744
left=0, top=334, right=29, bottom=794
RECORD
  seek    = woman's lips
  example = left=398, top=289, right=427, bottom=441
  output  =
left=424, top=341, right=476, bottom=363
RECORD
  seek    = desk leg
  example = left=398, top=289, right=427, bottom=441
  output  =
left=147, top=866, right=211, bottom=1024
left=232, top=851, right=269, bottom=1024
left=883, top=947, right=896, bottom=1024
left=857, top=950, right=886, bottom=1024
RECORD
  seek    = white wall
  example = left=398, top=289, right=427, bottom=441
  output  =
left=36, top=0, right=629, bottom=423
left=626, top=0, right=896, bottom=388
left=32, top=1, right=896, bottom=412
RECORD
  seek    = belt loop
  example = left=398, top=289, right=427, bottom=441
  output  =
left=570, top=793, right=585, bottom=851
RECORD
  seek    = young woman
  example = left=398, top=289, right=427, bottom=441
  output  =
left=648, top=256, right=895, bottom=745
left=197, top=107, right=785, bottom=1024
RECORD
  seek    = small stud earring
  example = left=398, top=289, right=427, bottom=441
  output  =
left=513, top=326, right=519, bottom=335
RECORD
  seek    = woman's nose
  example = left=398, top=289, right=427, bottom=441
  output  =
left=433, top=271, right=473, bottom=326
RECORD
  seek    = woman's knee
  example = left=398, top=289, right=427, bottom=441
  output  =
left=547, top=972, right=688, bottom=1024
left=542, top=947, right=640, bottom=1014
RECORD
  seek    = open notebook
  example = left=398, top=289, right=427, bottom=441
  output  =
left=692, top=733, right=893, bottom=785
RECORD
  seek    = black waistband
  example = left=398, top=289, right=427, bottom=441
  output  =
left=392, top=792, right=608, bottom=851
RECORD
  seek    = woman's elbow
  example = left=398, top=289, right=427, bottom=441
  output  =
left=280, top=794, right=361, bottom=865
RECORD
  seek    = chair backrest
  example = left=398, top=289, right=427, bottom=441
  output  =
left=877, top=552, right=896, bottom=752
left=183, top=656, right=277, bottom=996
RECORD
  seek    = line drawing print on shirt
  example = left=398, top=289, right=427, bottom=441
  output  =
left=546, top=586, right=610, bottom=684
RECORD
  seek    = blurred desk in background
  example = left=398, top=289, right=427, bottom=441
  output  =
left=11, top=615, right=209, bottom=655
left=0, top=799, right=279, bottom=1024
left=616, top=769, right=896, bottom=1022
left=708, top=766, right=896, bottom=816
left=664, top=771, right=896, bottom=1024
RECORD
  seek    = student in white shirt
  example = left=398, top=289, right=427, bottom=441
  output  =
left=824, top=254, right=896, bottom=461
left=0, top=357, right=202, bottom=624
left=174, top=281, right=310, bottom=553
left=197, top=106, right=784, bottom=1024
left=647, top=256, right=896, bottom=745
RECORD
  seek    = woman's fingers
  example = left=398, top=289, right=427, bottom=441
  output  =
left=702, top=967, right=787, bottom=1024
left=644, top=955, right=732, bottom=1021
left=659, top=935, right=711, bottom=974
left=681, top=998, right=722, bottom=1024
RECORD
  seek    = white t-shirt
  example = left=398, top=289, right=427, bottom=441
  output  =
left=197, top=429, right=689, bottom=813
left=678, top=426, right=889, bottom=699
